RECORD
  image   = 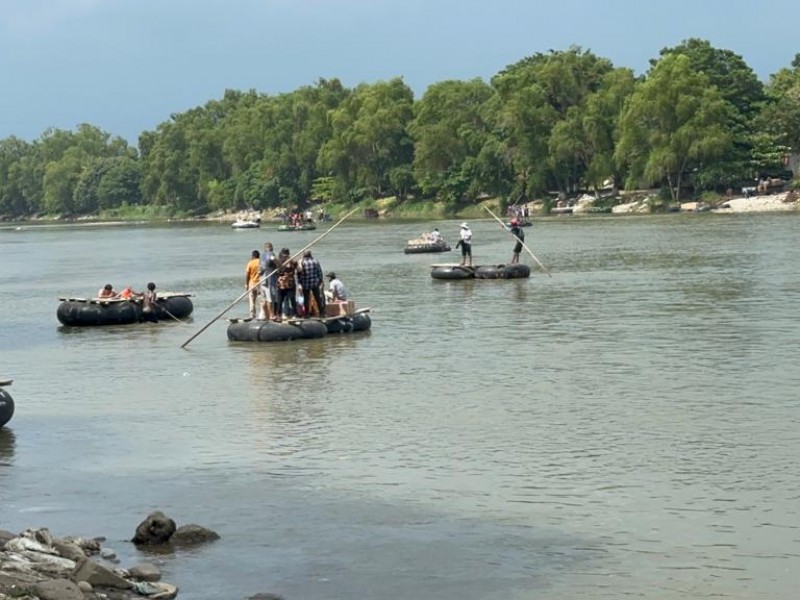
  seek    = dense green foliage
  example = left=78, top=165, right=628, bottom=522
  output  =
left=1, top=41, right=799, bottom=219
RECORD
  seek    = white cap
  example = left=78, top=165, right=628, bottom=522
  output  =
left=460, top=222, right=468, bottom=228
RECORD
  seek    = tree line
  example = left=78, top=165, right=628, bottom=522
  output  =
left=1, top=39, right=799, bottom=219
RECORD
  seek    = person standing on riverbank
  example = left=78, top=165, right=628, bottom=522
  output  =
left=245, top=250, right=261, bottom=319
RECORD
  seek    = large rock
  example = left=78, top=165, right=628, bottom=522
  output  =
left=72, top=557, right=132, bottom=589
left=128, top=561, right=162, bottom=582
left=0, top=529, right=14, bottom=547
left=32, top=578, right=85, bottom=600
left=51, top=539, right=87, bottom=562
left=131, top=511, right=177, bottom=546
left=172, top=523, right=220, bottom=546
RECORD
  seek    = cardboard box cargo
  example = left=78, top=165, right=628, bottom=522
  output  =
left=325, top=300, right=356, bottom=317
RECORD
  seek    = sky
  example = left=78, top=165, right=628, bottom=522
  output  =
left=1, top=0, right=797, bottom=145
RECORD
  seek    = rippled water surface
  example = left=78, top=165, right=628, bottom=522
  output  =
left=1, top=214, right=798, bottom=599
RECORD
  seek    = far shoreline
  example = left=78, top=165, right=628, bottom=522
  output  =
left=2, top=191, right=798, bottom=229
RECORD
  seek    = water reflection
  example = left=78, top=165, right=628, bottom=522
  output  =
left=0, top=428, right=16, bottom=467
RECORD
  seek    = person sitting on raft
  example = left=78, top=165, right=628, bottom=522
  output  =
left=116, top=285, right=139, bottom=299
left=97, top=283, right=116, bottom=298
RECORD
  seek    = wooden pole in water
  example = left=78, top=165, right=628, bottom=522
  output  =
left=180, top=206, right=360, bottom=348
left=482, top=205, right=552, bottom=277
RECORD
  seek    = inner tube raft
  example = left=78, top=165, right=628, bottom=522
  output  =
left=227, top=312, right=372, bottom=342
left=474, top=264, right=531, bottom=279
left=430, top=264, right=475, bottom=280
left=56, top=293, right=194, bottom=326
left=0, top=380, right=14, bottom=428
left=404, top=241, right=451, bottom=254
left=430, top=264, right=531, bottom=280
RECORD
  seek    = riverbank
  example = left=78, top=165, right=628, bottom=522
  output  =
left=2, top=190, right=798, bottom=228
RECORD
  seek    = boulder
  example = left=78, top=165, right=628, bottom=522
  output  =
left=72, top=557, right=132, bottom=589
left=51, top=539, right=87, bottom=562
left=128, top=561, right=162, bottom=582
left=0, top=529, right=14, bottom=547
left=32, top=578, right=85, bottom=600
left=131, top=511, right=177, bottom=546
left=172, top=523, right=220, bottom=546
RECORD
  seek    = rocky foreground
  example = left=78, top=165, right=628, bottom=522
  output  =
left=0, top=512, right=282, bottom=600
left=0, top=526, right=179, bottom=600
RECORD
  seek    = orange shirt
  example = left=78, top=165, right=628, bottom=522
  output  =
left=246, top=258, right=261, bottom=288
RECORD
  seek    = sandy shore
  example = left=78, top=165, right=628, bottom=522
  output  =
left=709, top=191, right=799, bottom=213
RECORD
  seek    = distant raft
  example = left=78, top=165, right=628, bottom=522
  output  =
left=277, top=222, right=317, bottom=231
left=404, top=239, right=451, bottom=254
left=56, top=293, right=194, bottom=326
left=227, top=311, right=372, bottom=342
left=430, top=263, right=531, bottom=280
left=0, top=380, right=14, bottom=428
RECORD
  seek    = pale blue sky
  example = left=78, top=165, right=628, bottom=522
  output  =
left=1, top=0, right=796, bottom=144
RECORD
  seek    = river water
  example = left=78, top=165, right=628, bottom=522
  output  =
left=0, top=213, right=798, bottom=600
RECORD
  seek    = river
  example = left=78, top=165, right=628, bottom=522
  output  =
left=0, top=213, right=798, bottom=599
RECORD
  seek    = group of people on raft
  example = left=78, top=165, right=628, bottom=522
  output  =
left=245, top=242, right=348, bottom=322
left=95, top=282, right=160, bottom=321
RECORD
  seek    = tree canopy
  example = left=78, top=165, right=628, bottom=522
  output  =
left=0, top=40, right=797, bottom=219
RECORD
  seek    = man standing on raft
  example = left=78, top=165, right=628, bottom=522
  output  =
left=456, top=222, right=473, bottom=267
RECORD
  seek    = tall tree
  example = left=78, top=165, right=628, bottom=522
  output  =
left=409, top=78, right=494, bottom=203
left=549, top=68, right=636, bottom=194
left=491, top=46, right=614, bottom=197
left=616, top=54, right=732, bottom=202
left=657, top=39, right=765, bottom=188
left=319, top=78, right=414, bottom=199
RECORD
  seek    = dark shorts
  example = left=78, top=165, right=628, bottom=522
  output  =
left=513, top=241, right=523, bottom=253
left=461, top=242, right=472, bottom=257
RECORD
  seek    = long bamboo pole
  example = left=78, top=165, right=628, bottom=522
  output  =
left=483, top=205, right=552, bottom=277
left=180, top=206, right=360, bottom=348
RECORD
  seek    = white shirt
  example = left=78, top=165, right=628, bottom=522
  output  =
left=459, top=227, right=472, bottom=243
left=329, top=278, right=348, bottom=301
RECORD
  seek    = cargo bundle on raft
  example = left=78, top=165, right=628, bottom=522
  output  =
left=56, top=293, right=194, bottom=326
